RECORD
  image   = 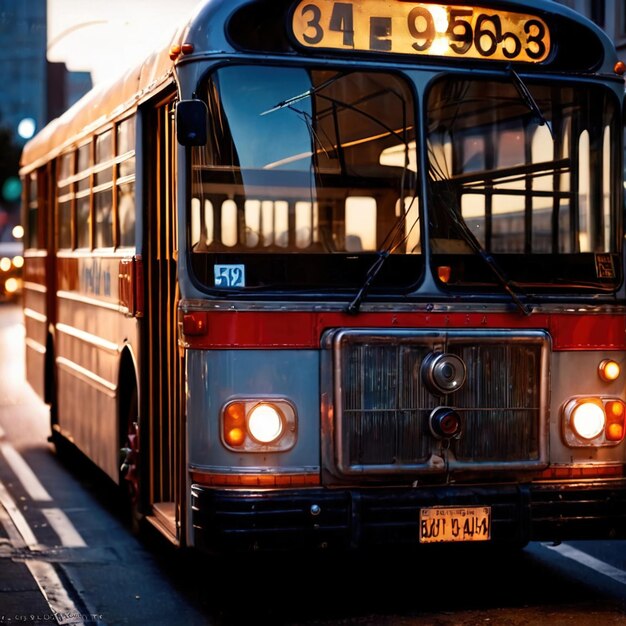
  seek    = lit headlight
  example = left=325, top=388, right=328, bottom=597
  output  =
left=248, top=404, right=283, bottom=443
left=222, top=398, right=296, bottom=452
left=562, top=396, right=626, bottom=446
left=571, top=401, right=604, bottom=439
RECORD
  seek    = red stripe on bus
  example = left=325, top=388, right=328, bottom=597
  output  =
left=180, top=310, right=626, bottom=351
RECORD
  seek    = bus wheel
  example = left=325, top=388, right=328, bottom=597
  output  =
left=120, top=389, right=142, bottom=533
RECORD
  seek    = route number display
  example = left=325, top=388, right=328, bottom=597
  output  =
left=292, top=1, right=550, bottom=63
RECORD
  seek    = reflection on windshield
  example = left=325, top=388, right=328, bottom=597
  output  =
left=426, top=77, right=619, bottom=291
left=190, top=66, right=422, bottom=292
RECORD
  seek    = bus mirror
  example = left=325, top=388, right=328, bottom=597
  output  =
left=176, top=100, right=208, bottom=146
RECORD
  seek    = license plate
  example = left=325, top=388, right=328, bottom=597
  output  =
left=419, top=506, right=491, bottom=543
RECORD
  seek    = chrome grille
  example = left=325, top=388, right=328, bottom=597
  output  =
left=331, top=329, right=549, bottom=475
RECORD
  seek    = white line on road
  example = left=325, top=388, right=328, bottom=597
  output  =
left=0, top=478, right=87, bottom=625
left=543, top=542, right=626, bottom=585
left=0, top=478, right=40, bottom=548
left=42, top=508, right=87, bottom=548
left=0, top=441, right=52, bottom=501
left=26, top=560, right=88, bottom=626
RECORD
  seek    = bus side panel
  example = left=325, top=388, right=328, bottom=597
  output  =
left=22, top=253, right=48, bottom=401
left=55, top=255, right=139, bottom=481
left=186, top=348, right=320, bottom=472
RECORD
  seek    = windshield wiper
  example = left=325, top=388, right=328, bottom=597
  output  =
left=260, top=73, right=346, bottom=116
left=263, top=76, right=418, bottom=314
left=346, top=252, right=390, bottom=315
left=442, top=207, right=533, bottom=316
left=508, top=65, right=554, bottom=139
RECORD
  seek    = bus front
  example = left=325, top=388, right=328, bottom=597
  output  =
left=175, top=0, right=626, bottom=551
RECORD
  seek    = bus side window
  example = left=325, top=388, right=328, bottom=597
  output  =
left=117, top=116, right=136, bottom=248
left=94, top=130, right=114, bottom=248
left=25, top=173, right=39, bottom=249
left=57, top=152, right=74, bottom=249
left=76, top=142, right=92, bottom=249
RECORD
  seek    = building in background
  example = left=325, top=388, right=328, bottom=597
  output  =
left=0, top=0, right=47, bottom=145
left=47, top=61, right=92, bottom=122
left=0, top=0, right=92, bottom=146
left=0, top=0, right=92, bottom=240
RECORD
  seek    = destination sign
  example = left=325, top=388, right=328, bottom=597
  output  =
left=291, top=1, right=551, bottom=63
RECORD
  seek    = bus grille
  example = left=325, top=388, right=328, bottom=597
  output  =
left=329, top=329, right=549, bottom=475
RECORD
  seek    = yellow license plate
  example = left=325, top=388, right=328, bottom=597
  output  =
left=419, top=506, right=491, bottom=543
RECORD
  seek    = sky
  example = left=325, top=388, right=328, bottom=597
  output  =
left=47, top=0, right=203, bottom=85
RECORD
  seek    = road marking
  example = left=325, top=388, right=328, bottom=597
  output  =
left=26, top=560, right=88, bottom=626
left=42, top=508, right=87, bottom=548
left=0, top=479, right=87, bottom=625
left=0, top=479, right=40, bottom=548
left=544, top=542, right=626, bottom=585
left=0, top=441, right=52, bottom=501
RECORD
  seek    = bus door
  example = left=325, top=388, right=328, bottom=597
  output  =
left=143, top=94, right=183, bottom=543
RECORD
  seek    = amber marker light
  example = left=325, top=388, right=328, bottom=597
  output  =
left=224, top=402, right=246, bottom=447
left=605, top=400, right=626, bottom=442
left=599, top=359, right=621, bottom=382
left=437, top=266, right=451, bottom=283
left=169, top=44, right=182, bottom=60
left=615, top=60, right=626, bottom=75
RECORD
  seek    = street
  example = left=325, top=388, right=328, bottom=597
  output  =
left=2, top=300, right=626, bottom=625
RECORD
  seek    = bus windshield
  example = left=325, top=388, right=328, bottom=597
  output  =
left=189, top=65, right=620, bottom=295
left=427, top=76, right=620, bottom=292
left=190, top=65, right=420, bottom=292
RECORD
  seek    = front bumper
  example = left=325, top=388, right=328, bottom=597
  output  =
left=191, top=480, right=626, bottom=553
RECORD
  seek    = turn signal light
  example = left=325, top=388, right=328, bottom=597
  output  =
left=605, top=400, right=626, bottom=442
left=224, top=402, right=246, bottom=447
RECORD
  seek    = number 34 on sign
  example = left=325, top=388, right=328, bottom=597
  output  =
left=291, top=0, right=551, bottom=63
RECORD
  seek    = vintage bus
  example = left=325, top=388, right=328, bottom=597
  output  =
left=20, top=0, right=626, bottom=552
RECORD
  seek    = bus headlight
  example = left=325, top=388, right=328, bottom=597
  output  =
left=248, top=404, right=283, bottom=443
left=562, top=397, right=626, bottom=446
left=222, top=399, right=297, bottom=452
left=571, top=401, right=604, bottom=439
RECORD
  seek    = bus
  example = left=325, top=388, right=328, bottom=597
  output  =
left=19, top=0, right=626, bottom=553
